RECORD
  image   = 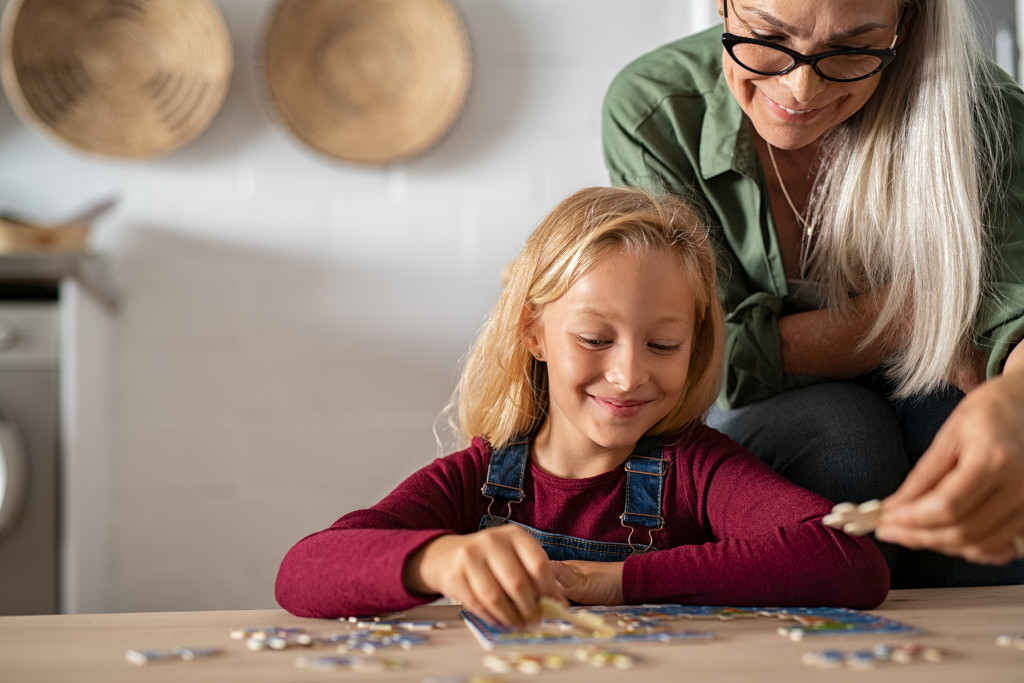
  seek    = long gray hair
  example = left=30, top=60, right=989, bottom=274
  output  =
left=805, top=0, right=1007, bottom=397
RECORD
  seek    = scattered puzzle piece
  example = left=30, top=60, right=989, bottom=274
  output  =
left=482, top=651, right=567, bottom=674
left=996, top=633, right=1024, bottom=650
left=295, top=654, right=403, bottom=671
left=823, top=499, right=883, bottom=535
left=422, top=676, right=507, bottom=683
left=125, top=647, right=223, bottom=665
left=801, top=649, right=847, bottom=669
left=802, top=642, right=946, bottom=669
left=575, top=645, right=640, bottom=669
left=341, top=629, right=430, bottom=653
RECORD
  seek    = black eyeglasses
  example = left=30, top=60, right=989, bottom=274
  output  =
left=722, top=2, right=907, bottom=83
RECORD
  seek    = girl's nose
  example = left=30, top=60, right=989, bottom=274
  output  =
left=606, top=344, right=648, bottom=391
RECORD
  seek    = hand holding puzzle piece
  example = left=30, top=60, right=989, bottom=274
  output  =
left=822, top=499, right=883, bottom=536
left=537, top=597, right=618, bottom=637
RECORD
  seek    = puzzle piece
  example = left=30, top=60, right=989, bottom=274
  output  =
left=125, top=646, right=223, bottom=665
left=575, top=645, right=640, bottom=669
left=231, top=626, right=322, bottom=651
left=482, top=651, right=567, bottom=674
left=538, top=596, right=617, bottom=637
left=340, top=629, right=430, bottom=653
left=294, top=654, right=403, bottom=672
left=803, top=642, right=945, bottom=669
left=996, top=633, right=1024, bottom=650
left=423, top=676, right=507, bottom=683
left=823, top=499, right=883, bottom=535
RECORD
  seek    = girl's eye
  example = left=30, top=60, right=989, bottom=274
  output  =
left=649, top=342, right=682, bottom=353
left=576, top=336, right=610, bottom=348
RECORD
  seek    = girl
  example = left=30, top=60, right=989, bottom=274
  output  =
left=275, top=186, right=889, bottom=626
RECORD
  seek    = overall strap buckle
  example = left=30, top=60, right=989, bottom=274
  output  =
left=480, top=483, right=524, bottom=526
left=620, top=444, right=668, bottom=554
left=619, top=512, right=665, bottom=553
left=480, top=437, right=530, bottom=527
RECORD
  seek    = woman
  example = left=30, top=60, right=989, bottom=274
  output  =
left=603, top=0, right=1024, bottom=587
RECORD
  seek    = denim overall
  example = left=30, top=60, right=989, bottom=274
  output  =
left=478, top=436, right=668, bottom=561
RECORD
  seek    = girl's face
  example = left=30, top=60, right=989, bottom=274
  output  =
left=525, top=248, right=696, bottom=468
left=719, top=0, right=904, bottom=150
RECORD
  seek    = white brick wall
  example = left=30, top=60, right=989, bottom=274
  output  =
left=0, top=0, right=716, bottom=612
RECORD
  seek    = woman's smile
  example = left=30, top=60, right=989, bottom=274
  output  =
left=761, top=90, right=830, bottom=121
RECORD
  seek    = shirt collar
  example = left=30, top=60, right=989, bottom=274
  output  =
left=699, top=71, right=759, bottom=180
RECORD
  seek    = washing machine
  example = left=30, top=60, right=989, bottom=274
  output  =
left=0, top=284, right=59, bottom=615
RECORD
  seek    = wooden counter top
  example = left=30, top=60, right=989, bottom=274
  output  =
left=1, top=586, right=1021, bottom=682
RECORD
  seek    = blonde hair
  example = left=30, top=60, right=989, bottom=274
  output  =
left=805, top=0, right=1007, bottom=397
left=451, top=186, right=725, bottom=450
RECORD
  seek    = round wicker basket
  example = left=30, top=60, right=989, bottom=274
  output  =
left=260, top=0, right=471, bottom=165
left=0, top=0, right=233, bottom=159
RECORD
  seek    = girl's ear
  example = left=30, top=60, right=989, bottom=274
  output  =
left=519, top=304, right=543, bottom=357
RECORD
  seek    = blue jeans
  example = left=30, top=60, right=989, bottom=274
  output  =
left=707, top=380, right=1024, bottom=589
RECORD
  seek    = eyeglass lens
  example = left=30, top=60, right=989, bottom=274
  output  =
left=730, top=42, right=883, bottom=80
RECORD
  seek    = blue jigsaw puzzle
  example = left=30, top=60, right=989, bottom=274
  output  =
left=462, top=604, right=918, bottom=650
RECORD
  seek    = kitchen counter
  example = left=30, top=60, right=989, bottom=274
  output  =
left=0, top=252, right=117, bottom=308
left=0, top=586, right=1021, bottom=682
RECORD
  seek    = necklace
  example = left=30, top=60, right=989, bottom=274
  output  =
left=766, top=141, right=814, bottom=239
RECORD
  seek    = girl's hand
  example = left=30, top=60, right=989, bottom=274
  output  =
left=403, top=525, right=561, bottom=628
left=551, top=560, right=624, bottom=605
left=877, top=352, right=1024, bottom=564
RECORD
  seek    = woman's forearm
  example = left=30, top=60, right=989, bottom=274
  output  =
left=778, top=289, right=902, bottom=378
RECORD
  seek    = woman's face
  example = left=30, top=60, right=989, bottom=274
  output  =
left=719, top=0, right=904, bottom=150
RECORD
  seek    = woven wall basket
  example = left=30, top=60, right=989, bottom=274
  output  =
left=261, top=0, right=472, bottom=165
left=0, top=0, right=233, bottom=159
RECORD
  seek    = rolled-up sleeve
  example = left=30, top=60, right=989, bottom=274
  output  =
left=976, top=71, right=1024, bottom=375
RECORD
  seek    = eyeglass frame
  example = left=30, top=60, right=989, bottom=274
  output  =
left=721, top=1, right=908, bottom=83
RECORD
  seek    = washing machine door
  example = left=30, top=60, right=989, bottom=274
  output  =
left=0, top=417, right=28, bottom=541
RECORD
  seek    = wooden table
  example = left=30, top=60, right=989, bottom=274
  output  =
left=1, top=586, right=1022, bottom=682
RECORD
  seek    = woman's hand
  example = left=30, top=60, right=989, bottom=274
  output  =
left=550, top=560, right=624, bottom=605
left=946, top=343, right=987, bottom=395
left=402, top=525, right=561, bottom=628
left=877, top=346, right=1024, bottom=564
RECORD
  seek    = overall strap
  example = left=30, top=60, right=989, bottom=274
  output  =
left=620, top=438, right=668, bottom=553
left=480, top=436, right=531, bottom=526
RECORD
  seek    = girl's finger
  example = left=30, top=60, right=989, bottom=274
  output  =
left=485, top=543, right=541, bottom=625
left=464, top=562, right=523, bottom=628
left=443, top=569, right=502, bottom=629
left=509, top=530, right=561, bottom=598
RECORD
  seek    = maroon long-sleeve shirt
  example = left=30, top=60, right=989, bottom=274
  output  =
left=276, top=426, right=889, bottom=618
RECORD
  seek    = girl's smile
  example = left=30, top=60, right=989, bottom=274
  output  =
left=589, top=395, right=651, bottom=418
left=525, top=247, right=696, bottom=478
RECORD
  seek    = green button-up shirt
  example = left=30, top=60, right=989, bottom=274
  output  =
left=603, top=26, right=1024, bottom=408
